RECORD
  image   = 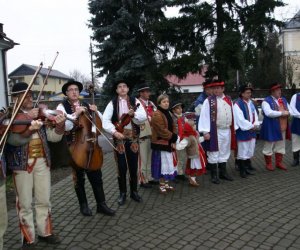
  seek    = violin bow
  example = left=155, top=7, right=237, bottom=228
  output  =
left=0, top=63, right=43, bottom=149
left=89, top=39, right=97, bottom=125
left=34, top=52, right=59, bottom=108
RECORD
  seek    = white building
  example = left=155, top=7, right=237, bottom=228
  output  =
left=166, top=71, right=205, bottom=93
left=281, top=10, right=300, bottom=88
left=0, top=23, right=17, bottom=108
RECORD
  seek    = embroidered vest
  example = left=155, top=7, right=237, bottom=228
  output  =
left=62, top=99, right=89, bottom=144
left=260, top=96, right=289, bottom=142
left=235, top=98, right=256, bottom=141
left=5, top=127, right=51, bottom=171
left=195, top=92, right=208, bottom=107
left=139, top=99, right=155, bottom=138
left=172, top=115, right=185, bottom=141
left=207, top=95, right=236, bottom=152
left=291, top=93, right=300, bottom=136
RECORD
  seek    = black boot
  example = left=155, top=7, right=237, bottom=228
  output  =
left=118, top=193, right=126, bottom=206
left=97, top=202, right=116, bottom=216
left=74, top=168, right=92, bottom=216
left=75, top=186, right=92, bottom=216
left=235, top=158, right=240, bottom=171
left=130, top=191, right=142, bottom=202
left=79, top=203, right=92, bottom=216
left=246, top=159, right=256, bottom=171
left=130, top=180, right=142, bottom=202
left=244, top=159, right=255, bottom=175
left=239, top=160, right=247, bottom=178
left=292, top=151, right=300, bottom=167
left=210, top=163, right=220, bottom=184
left=117, top=177, right=127, bottom=205
left=219, top=162, right=233, bottom=181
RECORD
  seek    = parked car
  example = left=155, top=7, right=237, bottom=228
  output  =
left=252, top=97, right=264, bottom=124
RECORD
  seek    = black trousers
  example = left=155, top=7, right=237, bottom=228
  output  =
left=115, top=140, right=138, bottom=193
left=72, top=166, right=106, bottom=205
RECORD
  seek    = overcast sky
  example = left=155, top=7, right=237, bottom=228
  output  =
left=1, top=0, right=299, bottom=80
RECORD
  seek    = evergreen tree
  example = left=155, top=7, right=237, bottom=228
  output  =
left=88, top=0, right=169, bottom=97
left=88, top=0, right=285, bottom=96
left=247, top=32, right=284, bottom=89
left=165, top=0, right=285, bottom=82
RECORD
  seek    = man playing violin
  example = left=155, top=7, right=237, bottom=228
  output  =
left=103, top=81, right=147, bottom=206
left=56, top=79, right=115, bottom=217
left=5, top=82, right=66, bottom=249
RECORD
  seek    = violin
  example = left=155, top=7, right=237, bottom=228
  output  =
left=69, top=85, right=104, bottom=171
left=114, top=103, right=140, bottom=133
left=0, top=104, right=65, bottom=135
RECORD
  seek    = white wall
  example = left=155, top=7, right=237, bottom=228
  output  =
left=180, top=85, right=203, bottom=93
left=281, top=28, right=300, bottom=87
left=0, top=50, right=8, bottom=108
left=283, top=30, right=300, bottom=52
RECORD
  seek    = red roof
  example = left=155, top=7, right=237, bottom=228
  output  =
left=166, top=72, right=205, bottom=86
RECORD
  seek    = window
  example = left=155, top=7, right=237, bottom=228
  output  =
left=183, top=89, right=189, bottom=93
left=34, top=77, right=40, bottom=85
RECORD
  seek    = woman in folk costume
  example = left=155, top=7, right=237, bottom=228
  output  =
left=170, top=102, right=187, bottom=181
left=151, top=94, right=178, bottom=194
left=176, top=119, right=207, bottom=186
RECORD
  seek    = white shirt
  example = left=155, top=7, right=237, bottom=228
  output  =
left=290, top=94, right=300, bottom=119
left=261, top=96, right=290, bottom=118
left=198, top=95, right=236, bottom=133
left=233, top=99, right=259, bottom=131
left=102, top=97, right=147, bottom=135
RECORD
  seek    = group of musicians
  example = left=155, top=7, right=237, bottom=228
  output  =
left=0, top=78, right=300, bottom=250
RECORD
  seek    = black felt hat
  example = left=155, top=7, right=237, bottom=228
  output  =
left=62, top=79, right=83, bottom=96
left=112, top=80, right=128, bottom=90
left=11, top=82, right=29, bottom=95
left=137, top=83, right=151, bottom=92
left=170, top=101, right=184, bottom=110
left=239, top=84, right=253, bottom=94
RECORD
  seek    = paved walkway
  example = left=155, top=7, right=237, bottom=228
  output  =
left=4, top=140, right=300, bottom=250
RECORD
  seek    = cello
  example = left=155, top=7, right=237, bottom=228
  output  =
left=69, top=86, right=104, bottom=171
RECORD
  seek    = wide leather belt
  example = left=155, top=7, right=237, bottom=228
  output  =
left=123, top=129, right=133, bottom=139
left=28, top=138, right=45, bottom=158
